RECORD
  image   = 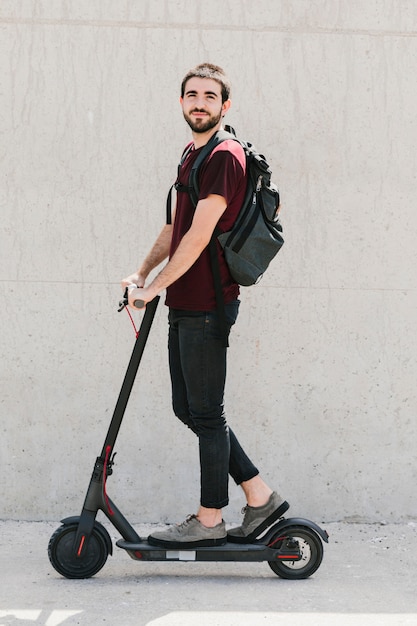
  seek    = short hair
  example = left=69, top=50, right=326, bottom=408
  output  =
left=181, top=63, right=231, bottom=103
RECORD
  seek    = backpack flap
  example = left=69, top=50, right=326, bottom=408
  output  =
left=217, top=149, right=284, bottom=286
left=217, top=188, right=283, bottom=285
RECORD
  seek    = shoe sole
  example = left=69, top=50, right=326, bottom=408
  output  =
left=147, top=535, right=227, bottom=549
left=227, top=500, right=290, bottom=544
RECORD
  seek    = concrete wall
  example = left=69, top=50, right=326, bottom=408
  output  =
left=1, top=0, right=416, bottom=523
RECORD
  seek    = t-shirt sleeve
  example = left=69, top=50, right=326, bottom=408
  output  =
left=198, top=143, right=246, bottom=205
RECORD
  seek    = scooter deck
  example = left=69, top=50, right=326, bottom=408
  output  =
left=116, top=538, right=301, bottom=563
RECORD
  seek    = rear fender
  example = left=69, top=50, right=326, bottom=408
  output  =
left=264, top=517, right=329, bottom=544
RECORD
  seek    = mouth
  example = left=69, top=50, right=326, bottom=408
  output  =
left=191, top=110, right=209, bottom=117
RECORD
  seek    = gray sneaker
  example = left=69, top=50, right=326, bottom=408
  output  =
left=148, top=515, right=227, bottom=548
left=227, top=492, right=289, bottom=543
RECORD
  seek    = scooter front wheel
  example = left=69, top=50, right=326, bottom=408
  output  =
left=268, top=525, right=323, bottom=579
left=48, top=522, right=109, bottom=579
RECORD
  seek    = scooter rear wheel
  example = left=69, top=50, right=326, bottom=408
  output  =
left=48, top=522, right=109, bottom=579
left=268, top=525, right=323, bottom=579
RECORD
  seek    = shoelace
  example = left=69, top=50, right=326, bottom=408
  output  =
left=176, top=514, right=197, bottom=528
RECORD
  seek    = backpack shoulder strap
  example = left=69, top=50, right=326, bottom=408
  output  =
left=166, top=134, right=232, bottom=224
left=187, top=128, right=238, bottom=207
left=169, top=127, right=241, bottom=221
left=166, top=142, right=194, bottom=225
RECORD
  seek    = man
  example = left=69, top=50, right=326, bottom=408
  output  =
left=122, top=63, right=287, bottom=548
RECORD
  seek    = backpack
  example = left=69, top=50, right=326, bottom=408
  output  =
left=173, top=125, right=284, bottom=286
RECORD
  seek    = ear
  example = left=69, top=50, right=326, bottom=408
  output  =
left=221, top=99, right=231, bottom=117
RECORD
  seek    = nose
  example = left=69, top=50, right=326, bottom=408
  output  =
left=193, top=95, right=208, bottom=109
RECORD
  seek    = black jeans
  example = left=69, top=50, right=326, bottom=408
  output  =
left=168, top=301, right=259, bottom=509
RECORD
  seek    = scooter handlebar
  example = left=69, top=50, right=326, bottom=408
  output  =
left=118, top=289, right=146, bottom=312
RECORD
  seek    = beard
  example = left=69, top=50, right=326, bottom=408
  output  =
left=183, top=107, right=223, bottom=133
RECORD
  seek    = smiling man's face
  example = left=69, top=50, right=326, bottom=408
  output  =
left=181, top=76, right=229, bottom=134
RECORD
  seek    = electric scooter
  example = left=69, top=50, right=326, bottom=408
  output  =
left=48, top=294, right=328, bottom=580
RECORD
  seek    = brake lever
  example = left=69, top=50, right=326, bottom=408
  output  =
left=118, top=288, right=129, bottom=312
left=118, top=287, right=145, bottom=312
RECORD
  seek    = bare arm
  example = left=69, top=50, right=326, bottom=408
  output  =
left=127, top=194, right=227, bottom=307
left=121, top=223, right=173, bottom=288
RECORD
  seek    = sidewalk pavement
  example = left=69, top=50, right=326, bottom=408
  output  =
left=1, top=520, right=416, bottom=626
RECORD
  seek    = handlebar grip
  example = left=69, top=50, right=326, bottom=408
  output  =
left=133, top=299, right=145, bottom=309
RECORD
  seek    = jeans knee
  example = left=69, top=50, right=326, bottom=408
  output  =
left=173, top=408, right=197, bottom=434
left=192, top=413, right=228, bottom=436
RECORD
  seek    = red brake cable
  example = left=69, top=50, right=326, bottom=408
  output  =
left=103, top=445, right=114, bottom=516
left=124, top=306, right=139, bottom=338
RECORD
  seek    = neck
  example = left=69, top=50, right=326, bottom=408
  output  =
left=192, top=123, right=224, bottom=149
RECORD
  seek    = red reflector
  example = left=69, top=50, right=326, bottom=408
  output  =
left=77, top=536, right=86, bottom=557
left=278, top=555, right=300, bottom=560
left=134, top=551, right=143, bottom=559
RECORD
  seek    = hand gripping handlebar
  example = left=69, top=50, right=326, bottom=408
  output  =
left=118, top=288, right=145, bottom=312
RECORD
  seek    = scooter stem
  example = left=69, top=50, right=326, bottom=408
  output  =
left=101, top=295, right=160, bottom=458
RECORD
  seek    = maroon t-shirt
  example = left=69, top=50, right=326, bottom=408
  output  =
left=165, top=139, right=246, bottom=310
